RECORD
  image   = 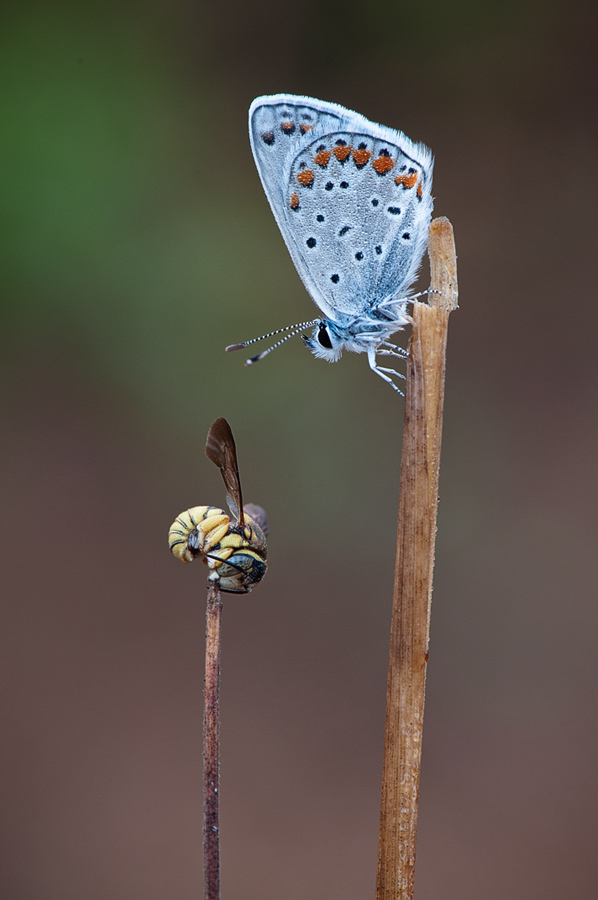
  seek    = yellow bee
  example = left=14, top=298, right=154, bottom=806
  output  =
left=168, top=418, right=268, bottom=593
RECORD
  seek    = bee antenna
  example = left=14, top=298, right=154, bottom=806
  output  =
left=204, top=552, right=246, bottom=575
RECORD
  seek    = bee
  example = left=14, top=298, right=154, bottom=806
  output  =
left=168, top=418, right=268, bottom=593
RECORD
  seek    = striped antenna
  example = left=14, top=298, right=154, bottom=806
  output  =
left=226, top=319, right=320, bottom=365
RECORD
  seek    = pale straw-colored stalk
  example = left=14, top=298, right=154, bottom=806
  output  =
left=376, top=217, right=458, bottom=900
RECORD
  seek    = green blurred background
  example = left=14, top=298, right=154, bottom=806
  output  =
left=2, top=0, right=598, bottom=897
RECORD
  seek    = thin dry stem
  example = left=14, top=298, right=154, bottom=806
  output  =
left=204, top=580, right=223, bottom=900
left=376, top=217, right=458, bottom=900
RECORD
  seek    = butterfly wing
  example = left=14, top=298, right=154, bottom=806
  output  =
left=250, top=94, right=349, bottom=231
left=250, top=95, right=349, bottom=313
left=249, top=95, right=433, bottom=322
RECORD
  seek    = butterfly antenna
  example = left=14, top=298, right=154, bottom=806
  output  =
left=226, top=320, right=319, bottom=365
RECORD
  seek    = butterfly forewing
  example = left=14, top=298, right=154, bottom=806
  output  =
left=249, top=95, right=348, bottom=206
left=249, top=96, right=348, bottom=282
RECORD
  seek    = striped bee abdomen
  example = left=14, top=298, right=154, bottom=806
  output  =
left=168, top=505, right=268, bottom=593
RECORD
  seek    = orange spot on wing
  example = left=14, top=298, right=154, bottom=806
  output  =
left=281, top=120, right=295, bottom=134
left=417, top=179, right=423, bottom=197
left=314, top=149, right=331, bottom=167
left=395, top=171, right=418, bottom=188
left=372, top=152, right=395, bottom=174
left=300, top=123, right=314, bottom=134
left=290, top=192, right=300, bottom=210
left=333, top=144, right=351, bottom=162
left=297, top=169, right=315, bottom=187
left=352, top=148, right=372, bottom=167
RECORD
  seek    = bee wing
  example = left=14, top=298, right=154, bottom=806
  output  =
left=205, top=417, right=244, bottom=525
left=243, top=503, right=269, bottom=538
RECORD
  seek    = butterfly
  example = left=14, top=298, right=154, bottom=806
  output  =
left=227, top=94, right=434, bottom=392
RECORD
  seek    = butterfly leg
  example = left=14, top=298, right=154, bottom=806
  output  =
left=367, top=348, right=405, bottom=395
left=377, top=351, right=407, bottom=362
left=378, top=342, right=409, bottom=359
left=377, top=289, right=441, bottom=316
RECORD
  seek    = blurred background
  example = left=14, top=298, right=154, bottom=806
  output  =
left=2, top=0, right=598, bottom=897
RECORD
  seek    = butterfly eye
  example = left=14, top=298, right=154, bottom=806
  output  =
left=317, top=323, right=333, bottom=349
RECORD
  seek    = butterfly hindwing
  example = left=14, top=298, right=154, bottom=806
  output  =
left=281, top=130, right=433, bottom=318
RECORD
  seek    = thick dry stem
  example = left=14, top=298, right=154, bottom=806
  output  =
left=204, top=581, right=223, bottom=900
left=376, top=217, right=458, bottom=900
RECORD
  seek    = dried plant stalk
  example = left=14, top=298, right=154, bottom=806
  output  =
left=376, top=217, right=458, bottom=900
left=204, top=581, right=223, bottom=900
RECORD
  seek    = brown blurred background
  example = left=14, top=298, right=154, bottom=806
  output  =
left=2, top=0, right=598, bottom=897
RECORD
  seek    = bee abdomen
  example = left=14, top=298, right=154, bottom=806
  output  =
left=168, top=505, right=268, bottom=593
left=168, top=506, right=230, bottom=563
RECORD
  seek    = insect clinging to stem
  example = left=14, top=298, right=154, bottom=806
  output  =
left=168, top=417, right=268, bottom=593
left=226, top=93, right=434, bottom=393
